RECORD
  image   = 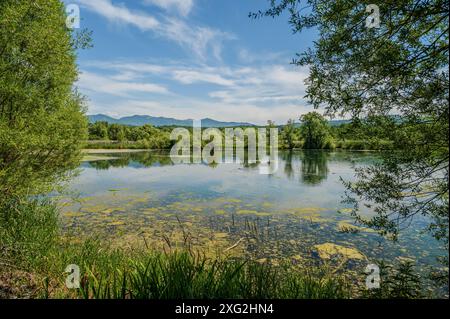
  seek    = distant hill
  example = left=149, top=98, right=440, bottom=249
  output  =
left=328, top=119, right=352, bottom=126
left=291, top=119, right=351, bottom=127
left=88, top=114, right=255, bottom=128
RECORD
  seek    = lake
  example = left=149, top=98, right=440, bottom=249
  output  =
left=62, top=150, right=443, bottom=275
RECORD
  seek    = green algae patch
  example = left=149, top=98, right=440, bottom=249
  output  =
left=314, top=243, right=365, bottom=260
left=141, top=207, right=159, bottom=214
left=261, top=202, right=274, bottom=209
left=337, top=221, right=377, bottom=234
left=63, top=211, right=85, bottom=218
left=286, top=207, right=332, bottom=223
left=338, top=208, right=354, bottom=214
left=289, top=207, right=327, bottom=214
left=301, top=214, right=331, bottom=223
left=107, top=221, right=125, bottom=226
left=214, top=232, right=229, bottom=239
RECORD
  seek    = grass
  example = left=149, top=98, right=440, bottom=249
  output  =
left=75, top=252, right=351, bottom=299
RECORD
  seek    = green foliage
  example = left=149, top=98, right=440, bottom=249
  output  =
left=280, top=119, right=300, bottom=149
left=79, top=253, right=350, bottom=299
left=256, top=0, right=449, bottom=288
left=0, top=198, right=59, bottom=269
left=87, top=122, right=174, bottom=149
left=299, top=112, right=333, bottom=149
left=0, top=0, right=89, bottom=201
left=88, top=121, right=109, bottom=140
left=87, top=119, right=396, bottom=151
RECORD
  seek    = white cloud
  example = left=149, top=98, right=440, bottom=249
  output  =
left=161, top=17, right=234, bottom=61
left=238, top=49, right=288, bottom=64
left=172, top=69, right=235, bottom=86
left=78, top=71, right=170, bottom=96
left=79, top=61, right=314, bottom=124
left=143, top=0, right=194, bottom=17
left=77, top=0, right=159, bottom=30
left=75, top=0, right=233, bottom=61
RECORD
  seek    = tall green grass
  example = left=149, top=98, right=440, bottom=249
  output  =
left=78, top=252, right=350, bottom=299
left=0, top=198, right=59, bottom=269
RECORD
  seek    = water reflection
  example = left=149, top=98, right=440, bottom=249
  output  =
left=85, top=151, right=174, bottom=170
left=281, top=151, right=294, bottom=180
left=85, top=150, right=331, bottom=186
left=70, top=150, right=443, bottom=279
left=300, top=151, right=329, bottom=186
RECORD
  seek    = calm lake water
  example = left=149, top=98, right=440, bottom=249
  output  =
left=62, top=150, right=444, bottom=275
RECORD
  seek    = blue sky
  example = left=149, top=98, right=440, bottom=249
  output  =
left=66, top=0, right=317, bottom=125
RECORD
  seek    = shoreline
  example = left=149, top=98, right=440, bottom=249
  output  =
left=82, top=149, right=149, bottom=154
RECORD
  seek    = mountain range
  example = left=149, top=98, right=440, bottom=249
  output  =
left=88, top=114, right=255, bottom=128
left=88, top=114, right=355, bottom=127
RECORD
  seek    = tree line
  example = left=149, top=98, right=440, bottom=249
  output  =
left=87, top=112, right=395, bottom=151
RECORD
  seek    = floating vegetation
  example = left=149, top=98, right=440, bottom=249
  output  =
left=290, top=207, right=328, bottom=214
left=59, top=184, right=441, bottom=280
left=338, top=208, right=353, bottom=214
left=261, top=202, right=273, bottom=208
left=141, top=207, right=159, bottom=214
left=313, top=243, right=365, bottom=261
left=337, top=221, right=376, bottom=234
left=286, top=207, right=332, bottom=222
left=63, top=211, right=85, bottom=218
left=107, top=221, right=125, bottom=226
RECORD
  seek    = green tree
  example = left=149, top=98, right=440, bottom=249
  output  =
left=108, top=124, right=123, bottom=141
left=255, top=0, right=449, bottom=283
left=89, top=121, right=109, bottom=140
left=299, top=112, right=331, bottom=149
left=0, top=0, right=89, bottom=202
left=267, top=120, right=276, bottom=128
left=281, top=119, right=297, bottom=149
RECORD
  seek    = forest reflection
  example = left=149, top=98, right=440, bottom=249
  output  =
left=85, top=150, right=330, bottom=186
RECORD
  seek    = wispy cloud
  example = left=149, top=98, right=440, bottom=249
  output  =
left=78, top=60, right=312, bottom=124
left=77, top=0, right=159, bottom=30
left=142, top=0, right=194, bottom=17
left=75, top=0, right=233, bottom=61
left=172, top=69, right=235, bottom=86
left=78, top=71, right=170, bottom=97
